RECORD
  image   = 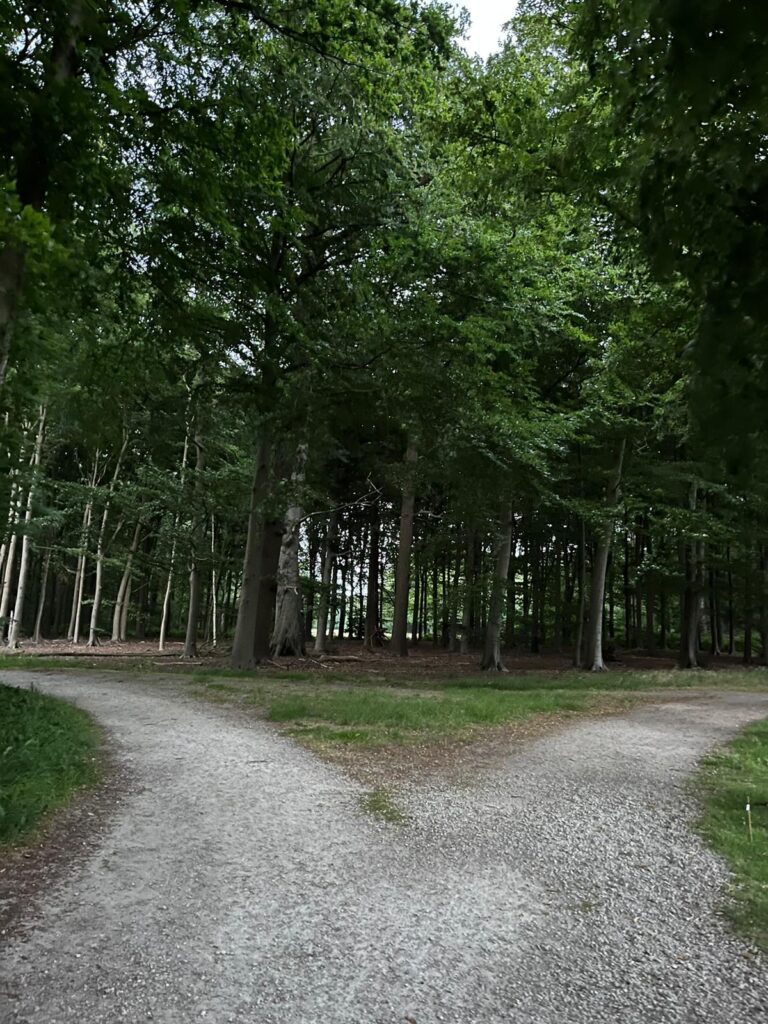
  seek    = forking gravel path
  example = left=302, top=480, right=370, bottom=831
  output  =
left=1, top=671, right=767, bottom=1024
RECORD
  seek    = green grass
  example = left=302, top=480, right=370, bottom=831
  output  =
left=266, top=686, right=589, bottom=745
left=359, top=786, right=411, bottom=824
left=699, top=717, right=768, bottom=950
left=0, top=684, right=102, bottom=846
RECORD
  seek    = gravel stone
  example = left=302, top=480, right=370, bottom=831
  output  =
left=1, top=671, right=767, bottom=1023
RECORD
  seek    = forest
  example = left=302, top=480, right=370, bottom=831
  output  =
left=1, top=0, right=767, bottom=675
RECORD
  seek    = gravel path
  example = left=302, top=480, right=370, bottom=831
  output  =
left=1, top=671, right=767, bottom=1024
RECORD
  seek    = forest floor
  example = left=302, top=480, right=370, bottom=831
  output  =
left=0, top=668, right=767, bottom=1023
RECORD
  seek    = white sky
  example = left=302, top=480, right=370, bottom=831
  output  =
left=456, top=1, right=518, bottom=58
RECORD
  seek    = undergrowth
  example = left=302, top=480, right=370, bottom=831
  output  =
left=0, top=684, right=102, bottom=846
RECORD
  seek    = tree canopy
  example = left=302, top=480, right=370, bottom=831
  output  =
left=0, top=0, right=765, bottom=673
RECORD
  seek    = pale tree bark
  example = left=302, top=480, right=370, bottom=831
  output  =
left=391, top=440, right=418, bottom=658
left=32, top=545, right=52, bottom=644
left=481, top=505, right=514, bottom=672
left=587, top=439, right=627, bottom=672
left=87, top=432, right=128, bottom=646
left=271, top=446, right=308, bottom=657
left=112, top=521, right=141, bottom=642
left=313, top=511, right=339, bottom=655
left=0, top=487, right=22, bottom=639
left=7, top=408, right=46, bottom=650
left=69, top=453, right=100, bottom=642
left=183, top=418, right=206, bottom=659
left=210, top=515, right=218, bottom=649
left=159, top=433, right=190, bottom=652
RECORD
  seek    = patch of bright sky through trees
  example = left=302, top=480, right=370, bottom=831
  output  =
left=456, top=1, right=518, bottom=58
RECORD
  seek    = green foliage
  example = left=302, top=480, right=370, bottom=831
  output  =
left=0, top=683, right=101, bottom=845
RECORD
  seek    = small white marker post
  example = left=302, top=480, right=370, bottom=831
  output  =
left=747, top=799, right=753, bottom=843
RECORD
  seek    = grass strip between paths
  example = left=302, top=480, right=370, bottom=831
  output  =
left=699, top=717, right=768, bottom=951
left=0, top=683, right=102, bottom=847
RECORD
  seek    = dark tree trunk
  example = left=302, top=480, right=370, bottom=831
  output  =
left=313, top=512, right=338, bottom=656
left=587, top=440, right=626, bottom=672
left=679, top=482, right=701, bottom=669
left=231, top=439, right=283, bottom=669
left=460, top=528, right=476, bottom=655
left=573, top=520, right=587, bottom=668
left=184, top=411, right=206, bottom=659
left=364, top=508, right=380, bottom=648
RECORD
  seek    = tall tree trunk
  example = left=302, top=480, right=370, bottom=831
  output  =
left=727, top=546, right=735, bottom=654
left=364, top=507, right=380, bottom=648
left=7, top=409, right=46, bottom=650
left=112, top=522, right=141, bottom=642
left=184, top=414, right=207, bottom=659
left=87, top=432, right=128, bottom=646
left=313, top=512, right=339, bottom=655
left=304, top=521, right=319, bottom=642
left=460, top=528, right=475, bottom=655
left=0, top=501, right=21, bottom=641
left=32, top=545, right=52, bottom=644
left=159, top=433, right=190, bottom=652
left=573, top=520, right=587, bottom=668
left=743, top=554, right=754, bottom=665
left=679, top=481, right=700, bottom=669
left=481, top=506, right=514, bottom=671
left=391, top=443, right=418, bottom=656
left=708, top=567, right=721, bottom=656
left=271, top=446, right=308, bottom=657
left=210, top=515, right=218, bottom=649
left=587, top=440, right=627, bottom=672
left=231, top=438, right=283, bottom=669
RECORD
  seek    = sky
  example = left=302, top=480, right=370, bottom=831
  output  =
left=457, top=1, right=518, bottom=58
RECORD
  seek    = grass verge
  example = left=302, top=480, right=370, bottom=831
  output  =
left=268, top=686, right=590, bottom=746
left=699, top=717, right=768, bottom=950
left=0, top=684, right=102, bottom=846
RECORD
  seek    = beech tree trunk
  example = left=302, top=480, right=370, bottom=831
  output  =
left=87, top=433, right=127, bottom=646
left=69, top=455, right=99, bottom=643
left=481, top=505, right=514, bottom=671
left=159, top=433, right=190, bottom=652
left=7, top=409, right=46, bottom=650
left=32, top=546, right=52, bottom=644
left=184, top=415, right=207, bottom=659
left=271, top=446, right=307, bottom=657
left=587, top=439, right=626, bottom=672
left=460, top=528, right=475, bottom=654
left=679, top=481, right=700, bottom=669
left=391, top=441, right=418, bottom=657
left=364, top=507, right=380, bottom=648
left=0, top=513, right=20, bottom=641
left=231, top=438, right=284, bottom=669
left=112, top=522, right=141, bottom=642
left=313, top=511, right=339, bottom=655
left=573, top=520, right=587, bottom=668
